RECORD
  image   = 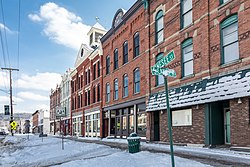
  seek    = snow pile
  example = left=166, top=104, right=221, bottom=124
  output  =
left=0, top=135, right=213, bottom=167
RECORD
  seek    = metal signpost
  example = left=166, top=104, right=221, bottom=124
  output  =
left=151, top=50, right=176, bottom=167
left=56, top=107, right=66, bottom=150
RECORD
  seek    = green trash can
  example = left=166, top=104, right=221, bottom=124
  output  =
left=127, top=133, right=140, bottom=153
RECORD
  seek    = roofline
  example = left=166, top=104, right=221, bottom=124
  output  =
left=100, top=0, right=143, bottom=43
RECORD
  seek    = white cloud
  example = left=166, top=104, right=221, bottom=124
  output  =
left=0, top=71, right=9, bottom=88
left=28, top=2, right=91, bottom=50
left=17, top=72, right=61, bottom=91
left=17, top=92, right=48, bottom=101
left=0, top=23, right=16, bottom=34
left=0, top=95, right=23, bottom=103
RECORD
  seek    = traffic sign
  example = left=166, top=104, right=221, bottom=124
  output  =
left=152, top=50, right=175, bottom=69
left=10, top=121, right=17, bottom=130
left=151, top=67, right=176, bottom=77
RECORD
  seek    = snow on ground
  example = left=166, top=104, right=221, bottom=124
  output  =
left=0, top=134, right=212, bottom=167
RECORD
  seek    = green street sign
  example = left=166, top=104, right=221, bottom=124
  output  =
left=151, top=67, right=176, bottom=77
left=153, top=50, right=175, bottom=69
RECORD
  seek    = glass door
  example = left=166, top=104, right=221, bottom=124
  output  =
left=224, top=108, right=231, bottom=144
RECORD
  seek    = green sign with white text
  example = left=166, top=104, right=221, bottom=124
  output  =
left=153, top=50, right=175, bottom=69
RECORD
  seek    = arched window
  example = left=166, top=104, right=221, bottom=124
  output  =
left=123, top=41, right=128, bottom=64
left=220, top=15, right=239, bottom=64
left=182, top=38, right=193, bottom=77
left=123, top=74, right=128, bottom=97
left=106, top=83, right=110, bottom=102
left=114, top=49, right=119, bottom=70
left=134, top=68, right=140, bottom=93
left=155, top=53, right=164, bottom=86
left=155, top=10, right=164, bottom=44
left=106, top=56, right=110, bottom=75
left=114, top=79, right=118, bottom=100
left=133, top=32, right=140, bottom=58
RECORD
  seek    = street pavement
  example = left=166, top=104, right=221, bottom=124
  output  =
left=62, top=136, right=250, bottom=167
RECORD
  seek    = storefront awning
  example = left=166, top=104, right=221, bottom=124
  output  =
left=146, top=68, right=250, bottom=111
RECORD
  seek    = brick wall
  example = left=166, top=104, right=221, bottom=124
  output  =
left=230, top=97, right=250, bottom=146
left=102, top=4, right=149, bottom=109
left=159, top=105, right=205, bottom=144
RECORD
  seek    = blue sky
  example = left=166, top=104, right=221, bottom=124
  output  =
left=0, top=0, right=136, bottom=114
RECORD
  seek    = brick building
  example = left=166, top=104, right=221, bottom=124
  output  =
left=70, top=22, right=106, bottom=137
left=32, top=110, right=39, bottom=133
left=49, top=85, right=61, bottom=135
left=101, top=1, right=149, bottom=139
left=146, top=0, right=250, bottom=146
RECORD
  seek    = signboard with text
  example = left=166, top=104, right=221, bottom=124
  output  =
left=56, top=107, right=66, bottom=118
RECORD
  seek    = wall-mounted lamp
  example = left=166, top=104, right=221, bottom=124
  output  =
left=196, top=104, right=199, bottom=109
left=161, top=110, right=163, bottom=114
left=238, top=98, right=242, bottom=104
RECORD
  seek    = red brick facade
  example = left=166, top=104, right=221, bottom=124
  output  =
left=146, top=0, right=250, bottom=146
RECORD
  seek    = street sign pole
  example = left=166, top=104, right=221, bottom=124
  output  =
left=151, top=50, right=176, bottom=167
left=164, top=77, right=175, bottom=167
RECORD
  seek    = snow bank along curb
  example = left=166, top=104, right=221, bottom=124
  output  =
left=57, top=135, right=250, bottom=166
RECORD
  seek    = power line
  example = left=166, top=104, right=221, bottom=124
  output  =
left=0, top=0, right=10, bottom=68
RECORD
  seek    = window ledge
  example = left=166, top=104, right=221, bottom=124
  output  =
left=220, top=59, right=242, bottom=68
left=155, top=83, right=164, bottom=88
left=153, top=41, right=164, bottom=48
left=180, top=23, right=194, bottom=33
left=122, top=96, right=128, bottom=99
left=133, top=92, right=140, bottom=96
left=181, top=74, right=195, bottom=81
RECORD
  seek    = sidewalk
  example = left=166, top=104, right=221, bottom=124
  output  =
left=60, top=135, right=250, bottom=167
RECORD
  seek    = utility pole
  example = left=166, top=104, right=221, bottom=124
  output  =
left=1, top=67, right=19, bottom=136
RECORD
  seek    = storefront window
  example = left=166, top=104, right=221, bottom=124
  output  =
left=137, top=112, right=147, bottom=137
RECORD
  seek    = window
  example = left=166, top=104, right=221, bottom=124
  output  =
left=87, top=90, right=90, bottom=105
left=97, top=61, right=100, bottom=77
left=106, top=56, right=110, bottom=75
left=155, top=10, right=164, bottom=44
left=134, top=32, right=140, bottom=57
left=85, top=71, right=87, bottom=85
left=81, top=48, right=84, bottom=57
left=220, top=15, right=239, bottom=64
left=123, top=41, right=128, bottom=64
left=114, top=79, right=118, bottom=100
left=182, top=38, right=193, bottom=77
left=90, top=33, right=93, bottom=45
left=220, top=0, right=230, bottom=4
left=156, top=53, right=164, bottom=86
left=88, top=69, right=90, bottom=84
left=172, top=109, right=192, bottom=126
left=93, top=64, right=96, bottom=80
left=95, top=32, right=103, bottom=42
left=114, top=49, right=119, bottom=70
left=84, top=92, right=87, bottom=106
left=93, top=86, right=96, bottom=103
left=106, top=83, right=110, bottom=102
left=97, top=84, right=100, bottom=102
left=134, top=68, right=140, bottom=93
left=77, top=95, right=80, bottom=108
left=181, top=0, right=192, bottom=29
left=123, top=74, right=128, bottom=97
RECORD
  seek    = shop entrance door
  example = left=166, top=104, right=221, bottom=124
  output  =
left=224, top=108, right=231, bottom=144
left=154, top=111, right=160, bottom=141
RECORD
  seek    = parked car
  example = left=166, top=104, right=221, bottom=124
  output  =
left=0, top=131, right=6, bottom=135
